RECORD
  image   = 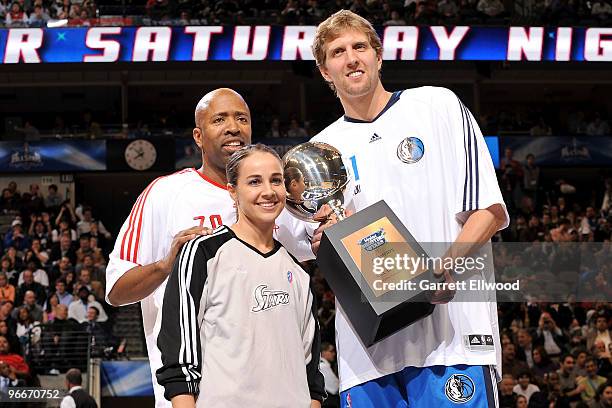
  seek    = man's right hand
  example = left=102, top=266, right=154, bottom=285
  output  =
left=311, top=205, right=353, bottom=255
left=156, top=226, right=212, bottom=275
left=107, top=226, right=211, bottom=306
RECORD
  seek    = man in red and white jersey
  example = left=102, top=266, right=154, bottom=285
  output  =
left=105, top=88, right=312, bottom=407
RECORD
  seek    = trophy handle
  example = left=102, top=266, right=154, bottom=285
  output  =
left=327, top=199, right=346, bottom=221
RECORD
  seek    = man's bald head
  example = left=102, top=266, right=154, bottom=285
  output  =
left=194, top=88, right=249, bottom=126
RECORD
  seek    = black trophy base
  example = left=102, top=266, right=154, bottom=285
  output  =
left=317, top=200, right=435, bottom=347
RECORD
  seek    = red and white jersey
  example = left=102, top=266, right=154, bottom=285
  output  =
left=105, top=168, right=313, bottom=407
left=312, top=87, right=509, bottom=392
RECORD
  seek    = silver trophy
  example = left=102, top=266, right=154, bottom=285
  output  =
left=282, top=142, right=349, bottom=222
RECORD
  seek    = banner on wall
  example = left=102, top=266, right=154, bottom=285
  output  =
left=1, top=26, right=611, bottom=64
left=500, top=136, right=612, bottom=166
left=101, top=360, right=153, bottom=397
left=0, top=141, right=106, bottom=172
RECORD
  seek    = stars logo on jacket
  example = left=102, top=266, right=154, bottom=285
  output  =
left=251, top=284, right=289, bottom=312
left=397, top=137, right=424, bottom=164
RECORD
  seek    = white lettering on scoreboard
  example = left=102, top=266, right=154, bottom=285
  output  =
left=1, top=26, right=611, bottom=63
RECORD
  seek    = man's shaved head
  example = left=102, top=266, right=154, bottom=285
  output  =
left=194, top=88, right=249, bottom=126
left=192, top=87, right=252, bottom=185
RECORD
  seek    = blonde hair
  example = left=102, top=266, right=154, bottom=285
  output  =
left=312, top=10, right=383, bottom=68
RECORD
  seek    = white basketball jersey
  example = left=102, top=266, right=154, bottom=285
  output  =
left=311, top=86, right=509, bottom=392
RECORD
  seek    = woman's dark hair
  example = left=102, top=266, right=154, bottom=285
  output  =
left=226, top=144, right=282, bottom=188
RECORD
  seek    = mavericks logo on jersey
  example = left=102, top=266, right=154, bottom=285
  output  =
left=357, top=228, right=386, bottom=251
left=397, top=137, right=424, bottom=164
left=251, top=284, right=289, bottom=312
left=444, top=374, right=475, bottom=403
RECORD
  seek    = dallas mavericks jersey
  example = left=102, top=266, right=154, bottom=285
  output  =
left=311, top=86, right=509, bottom=392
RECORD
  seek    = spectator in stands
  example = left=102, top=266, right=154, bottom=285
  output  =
left=587, top=113, right=611, bottom=136
left=412, top=1, right=437, bottom=24
left=320, top=342, right=339, bottom=408
left=68, top=286, right=107, bottom=324
left=0, top=335, right=29, bottom=383
left=49, top=256, right=74, bottom=286
left=44, top=304, right=80, bottom=374
left=576, top=357, right=607, bottom=403
left=27, top=238, right=49, bottom=266
left=0, top=189, right=19, bottom=213
left=573, top=350, right=589, bottom=377
left=532, top=347, right=560, bottom=379
left=0, top=320, right=20, bottom=356
left=591, top=340, right=612, bottom=377
left=82, top=306, right=113, bottom=356
left=54, top=280, right=73, bottom=307
left=76, top=207, right=111, bottom=240
left=593, top=382, right=612, bottom=408
left=498, top=374, right=518, bottom=408
left=26, top=184, right=45, bottom=213
left=15, top=272, right=46, bottom=308
left=477, top=0, right=505, bottom=17
left=45, top=185, right=63, bottom=210
left=75, top=269, right=103, bottom=300
left=523, top=153, right=540, bottom=197
left=15, top=307, right=41, bottom=346
left=0, top=358, right=23, bottom=396
left=76, top=255, right=103, bottom=282
left=60, top=368, right=97, bottom=408
left=286, top=118, right=308, bottom=138
left=579, top=206, right=598, bottom=239
left=306, top=0, right=326, bottom=22
left=75, top=235, right=93, bottom=265
left=4, top=220, right=30, bottom=252
left=13, top=290, right=43, bottom=322
left=18, top=260, right=49, bottom=288
left=592, top=0, right=612, bottom=20
left=383, top=9, right=407, bottom=25
left=550, top=218, right=573, bottom=242
left=436, top=0, right=458, bottom=19
left=87, top=226, right=108, bottom=259
left=503, top=343, right=529, bottom=378
left=587, top=313, right=611, bottom=352
left=43, top=293, right=60, bottom=323
left=557, top=354, right=579, bottom=398
left=0, top=301, right=15, bottom=334
left=5, top=2, right=27, bottom=26
left=55, top=201, right=78, bottom=230
left=530, top=117, right=553, bottom=136
left=4, top=247, right=23, bottom=276
left=265, top=117, right=284, bottom=138
left=515, top=328, right=535, bottom=367
left=0, top=258, right=17, bottom=287
left=536, top=312, right=568, bottom=357
left=513, top=371, right=540, bottom=403
left=0, top=273, right=15, bottom=304
left=28, top=4, right=49, bottom=27
left=50, top=235, right=77, bottom=266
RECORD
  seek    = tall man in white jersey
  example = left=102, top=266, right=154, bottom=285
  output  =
left=105, top=88, right=312, bottom=407
left=309, top=10, right=509, bottom=407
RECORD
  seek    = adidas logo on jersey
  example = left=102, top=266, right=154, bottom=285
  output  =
left=369, top=133, right=381, bottom=143
left=471, top=337, right=481, bottom=344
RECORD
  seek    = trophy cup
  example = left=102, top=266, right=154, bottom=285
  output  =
left=283, top=142, right=435, bottom=347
